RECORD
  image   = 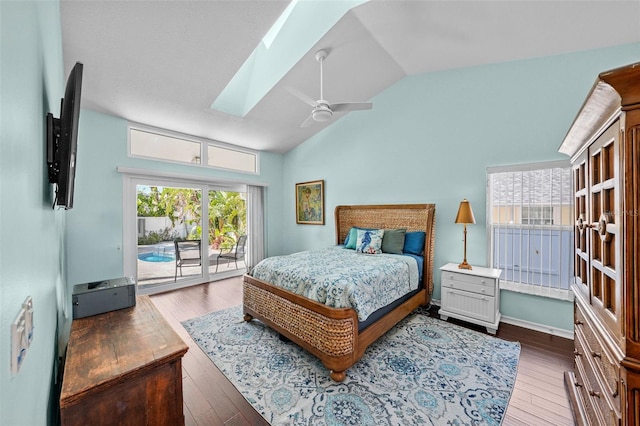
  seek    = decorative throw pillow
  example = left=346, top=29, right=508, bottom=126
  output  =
left=356, top=229, right=384, bottom=254
left=403, top=231, right=426, bottom=255
left=344, top=227, right=357, bottom=249
left=345, top=227, right=375, bottom=249
left=381, top=228, right=406, bottom=254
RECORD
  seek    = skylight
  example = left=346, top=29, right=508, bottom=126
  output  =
left=262, top=0, right=299, bottom=49
left=211, top=0, right=368, bottom=118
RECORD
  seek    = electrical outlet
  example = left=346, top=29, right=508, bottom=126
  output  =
left=23, top=297, right=33, bottom=347
left=11, top=307, right=27, bottom=375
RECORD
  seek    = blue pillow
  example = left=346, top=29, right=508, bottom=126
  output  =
left=403, top=231, right=426, bottom=255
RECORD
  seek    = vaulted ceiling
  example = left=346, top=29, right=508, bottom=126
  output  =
left=61, top=1, right=640, bottom=154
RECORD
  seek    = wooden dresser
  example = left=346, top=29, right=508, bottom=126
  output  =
left=60, top=295, right=188, bottom=426
left=559, top=62, right=640, bottom=425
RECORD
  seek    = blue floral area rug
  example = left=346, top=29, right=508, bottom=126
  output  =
left=181, top=306, right=520, bottom=426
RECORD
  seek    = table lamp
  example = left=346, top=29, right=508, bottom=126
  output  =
left=455, top=199, right=475, bottom=270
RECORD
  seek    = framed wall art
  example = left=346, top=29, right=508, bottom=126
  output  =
left=295, top=180, right=324, bottom=225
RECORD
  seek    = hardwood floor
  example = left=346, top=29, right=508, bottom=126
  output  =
left=150, top=277, right=576, bottom=426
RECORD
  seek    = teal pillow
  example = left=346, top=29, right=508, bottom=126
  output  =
left=381, top=228, right=406, bottom=254
left=403, top=231, right=426, bottom=255
left=344, top=227, right=358, bottom=249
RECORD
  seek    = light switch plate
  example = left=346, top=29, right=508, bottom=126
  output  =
left=22, top=297, right=33, bottom=347
left=11, top=307, right=27, bottom=375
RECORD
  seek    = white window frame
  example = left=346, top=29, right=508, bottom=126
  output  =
left=127, top=122, right=260, bottom=174
left=120, top=168, right=251, bottom=295
left=487, top=160, right=574, bottom=301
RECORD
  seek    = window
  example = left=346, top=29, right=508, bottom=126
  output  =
left=129, top=125, right=258, bottom=174
left=487, top=160, right=574, bottom=300
left=207, top=145, right=256, bottom=173
left=521, top=206, right=553, bottom=225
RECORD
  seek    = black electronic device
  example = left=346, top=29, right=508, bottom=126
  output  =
left=46, top=62, right=83, bottom=209
left=72, top=277, right=136, bottom=319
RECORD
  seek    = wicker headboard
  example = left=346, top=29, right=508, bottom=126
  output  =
left=334, top=204, right=436, bottom=298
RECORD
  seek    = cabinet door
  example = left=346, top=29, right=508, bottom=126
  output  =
left=573, top=148, right=590, bottom=300
left=588, top=120, right=623, bottom=345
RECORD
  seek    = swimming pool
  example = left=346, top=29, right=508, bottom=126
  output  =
left=138, top=252, right=175, bottom=262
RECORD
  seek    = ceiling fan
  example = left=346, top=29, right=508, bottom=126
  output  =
left=296, top=49, right=373, bottom=128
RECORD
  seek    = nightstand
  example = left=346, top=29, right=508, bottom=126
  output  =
left=438, top=263, right=502, bottom=334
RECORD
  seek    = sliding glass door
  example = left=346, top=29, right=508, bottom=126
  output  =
left=136, top=184, right=203, bottom=285
left=206, top=190, right=247, bottom=275
left=123, top=174, right=246, bottom=294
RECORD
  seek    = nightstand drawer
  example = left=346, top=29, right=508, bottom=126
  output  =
left=441, top=273, right=496, bottom=297
left=441, top=288, right=495, bottom=323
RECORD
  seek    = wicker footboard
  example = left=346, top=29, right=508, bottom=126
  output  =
left=243, top=275, right=358, bottom=381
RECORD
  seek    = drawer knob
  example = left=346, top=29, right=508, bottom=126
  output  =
left=574, top=349, right=582, bottom=357
left=575, top=320, right=584, bottom=326
left=481, top=288, right=486, bottom=293
left=589, top=390, right=601, bottom=398
left=591, top=351, right=601, bottom=359
left=574, top=381, right=582, bottom=388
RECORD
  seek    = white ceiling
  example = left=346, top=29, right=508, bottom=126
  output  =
left=60, top=0, right=640, bottom=154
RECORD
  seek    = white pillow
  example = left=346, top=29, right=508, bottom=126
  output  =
left=355, top=229, right=384, bottom=254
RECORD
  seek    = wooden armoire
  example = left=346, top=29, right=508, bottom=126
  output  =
left=559, top=62, right=640, bottom=425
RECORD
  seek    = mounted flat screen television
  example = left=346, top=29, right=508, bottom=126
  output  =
left=47, top=62, right=83, bottom=209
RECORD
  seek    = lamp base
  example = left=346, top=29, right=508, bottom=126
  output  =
left=458, top=261, right=472, bottom=270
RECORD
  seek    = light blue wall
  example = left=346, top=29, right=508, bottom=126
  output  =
left=283, top=43, right=640, bottom=333
left=1, top=3, right=637, bottom=421
left=1, top=1, right=66, bottom=425
left=65, top=109, right=285, bottom=286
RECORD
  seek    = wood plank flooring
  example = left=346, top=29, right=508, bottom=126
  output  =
left=150, top=277, right=576, bottom=426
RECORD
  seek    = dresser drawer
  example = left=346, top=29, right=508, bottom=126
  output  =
left=575, top=301, right=621, bottom=406
left=441, top=272, right=496, bottom=297
left=575, top=354, right=621, bottom=426
left=573, top=356, right=603, bottom=426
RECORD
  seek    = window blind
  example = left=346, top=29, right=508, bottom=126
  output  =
left=487, top=160, right=574, bottom=299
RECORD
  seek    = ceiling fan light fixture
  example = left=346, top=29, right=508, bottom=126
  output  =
left=298, top=48, right=373, bottom=128
left=312, top=108, right=332, bottom=122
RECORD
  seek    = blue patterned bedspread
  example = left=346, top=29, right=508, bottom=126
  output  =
left=251, top=247, right=419, bottom=321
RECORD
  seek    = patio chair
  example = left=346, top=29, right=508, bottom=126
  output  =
left=215, top=235, right=247, bottom=272
left=174, top=240, right=202, bottom=281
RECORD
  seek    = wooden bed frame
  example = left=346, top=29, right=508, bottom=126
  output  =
left=243, top=203, right=436, bottom=381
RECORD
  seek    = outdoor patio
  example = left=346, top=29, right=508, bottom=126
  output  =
left=137, top=242, right=246, bottom=286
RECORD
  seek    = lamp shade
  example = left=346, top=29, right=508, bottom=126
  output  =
left=455, top=199, right=476, bottom=224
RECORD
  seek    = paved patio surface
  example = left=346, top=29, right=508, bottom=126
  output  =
left=137, top=243, right=246, bottom=285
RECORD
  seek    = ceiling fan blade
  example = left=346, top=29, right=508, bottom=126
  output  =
left=286, top=86, right=317, bottom=107
left=329, top=102, right=373, bottom=113
left=300, top=114, right=315, bottom=128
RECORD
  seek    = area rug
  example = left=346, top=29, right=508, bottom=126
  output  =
left=182, top=306, right=520, bottom=426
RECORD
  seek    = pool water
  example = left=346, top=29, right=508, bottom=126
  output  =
left=138, top=252, right=175, bottom=262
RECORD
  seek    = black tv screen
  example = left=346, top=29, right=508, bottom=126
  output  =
left=47, top=62, right=83, bottom=209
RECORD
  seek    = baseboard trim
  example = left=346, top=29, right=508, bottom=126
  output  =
left=500, top=315, right=574, bottom=340
left=429, top=299, right=574, bottom=340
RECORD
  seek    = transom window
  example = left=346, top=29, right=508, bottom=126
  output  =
left=129, top=125, right=258, bottom=174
